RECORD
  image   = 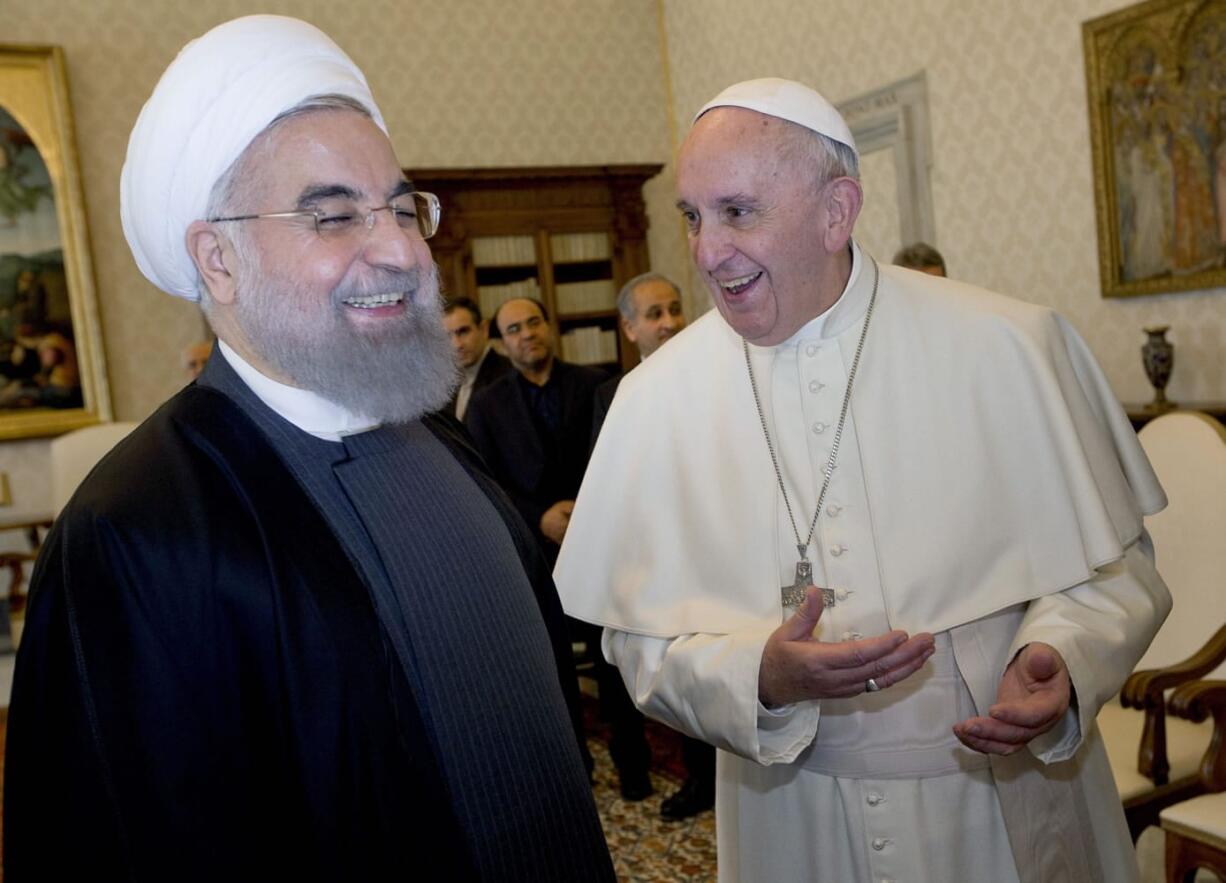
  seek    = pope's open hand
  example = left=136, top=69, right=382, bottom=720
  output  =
left=758, top=587, right=935, bottom=707
left=953, top=641, right=1070, bottom=755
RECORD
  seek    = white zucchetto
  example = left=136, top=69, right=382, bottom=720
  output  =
left=694, top=77, right=857, bottom=157
left=120, top=15, right=387, bottom=300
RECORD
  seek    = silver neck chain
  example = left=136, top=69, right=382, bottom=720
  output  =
left=743, top=256, right=879, bottom=562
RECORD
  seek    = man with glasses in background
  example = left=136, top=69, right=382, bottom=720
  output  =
left=4, top=16, right=613, bottom=883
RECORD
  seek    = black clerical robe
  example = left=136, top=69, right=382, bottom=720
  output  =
left=4, top=382, right=613, bottom=882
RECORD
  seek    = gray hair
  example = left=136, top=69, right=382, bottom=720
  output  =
left=616, top=272, right=682, bottom=321
left=893, top=242, right=946, bottom=274
left=778, top=120, right=860, bottom=189
left=197, top=94, right=374, bottom=304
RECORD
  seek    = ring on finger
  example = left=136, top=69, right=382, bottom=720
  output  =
left=865, top=677, right=881, bottom=693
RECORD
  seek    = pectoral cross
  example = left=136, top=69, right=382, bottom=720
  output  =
left=781, top=556, right=836, bottom=609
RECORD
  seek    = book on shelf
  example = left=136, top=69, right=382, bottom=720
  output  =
left=550, top=232, right=610, bottom=263
left=472, top=235, right=537, bottom=267
left=555, top=279, right=616, bottom=314
left=560, top=326, right=618, bottom=365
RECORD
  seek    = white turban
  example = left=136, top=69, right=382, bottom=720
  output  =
left=694, top=77, right=857, bottom=157
left=120, top=15, right=387, bottom=300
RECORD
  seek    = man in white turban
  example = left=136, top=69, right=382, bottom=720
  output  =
left=556, top=77, right=1170, bottom=882
left=6, top=16, right=614, bottom=882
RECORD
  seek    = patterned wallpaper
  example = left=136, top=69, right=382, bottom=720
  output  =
left=659, top=0, right=1226, bottom=408
left=1, top=0, right=670, bottom=513
left=2, top=0, right=1223, bottom=516
left=851, top=148, right=903, bottom=267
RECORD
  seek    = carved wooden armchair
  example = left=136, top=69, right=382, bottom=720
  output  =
left=1159, top=679, right=1226, bottom=881
left=1096, top=411, right=1226, bottom=842
left=1105, top=627, right=1226, bottom=842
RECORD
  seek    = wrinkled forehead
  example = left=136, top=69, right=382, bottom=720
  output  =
left=678, top=107, right=798, bottom=196
left=497, top=298, right=545, bottom=330
left=631, top=279, right=681, bottom=310
left=238, top=107, right=404, bottom=201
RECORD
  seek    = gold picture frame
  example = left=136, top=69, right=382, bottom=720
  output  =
left=0, top=44, right=110, bottom=439
left=1083, top=0, right=1226, bottom=298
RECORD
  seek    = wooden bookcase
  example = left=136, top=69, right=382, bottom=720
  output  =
left=406, top=164, right=663, bottom=372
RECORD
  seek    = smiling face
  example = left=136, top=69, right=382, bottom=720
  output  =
left=203, top=107, right=456, bottom=421
left=623, top=278, right=686, bottom=359
left=227, top=108, right=434, bottom=342
left=676, top=107, right=859, bottom=346
left=495, top=298, right=554, bottom=374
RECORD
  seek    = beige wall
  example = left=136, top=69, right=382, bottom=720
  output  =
left=1, top=0, right=671, bottom=515
left=2, top=0, right=1223, bottom=518
left=659, top=0, right=1226, bottom=407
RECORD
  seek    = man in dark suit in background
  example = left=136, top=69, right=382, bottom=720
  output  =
left=592, top=272, right=716, bottom=820
left=442, top=297, right=510, bottom=420
left=466, top=296, right=653, bottom=800
left=466, top=296, right=607, bottom=560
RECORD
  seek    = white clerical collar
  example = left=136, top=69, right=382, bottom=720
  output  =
left=777, top=239, right=864, bottom=348
left=217, top=340, right=379, bottom=442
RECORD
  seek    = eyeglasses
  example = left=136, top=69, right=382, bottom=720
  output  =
left=209, top=191, right=441, bottom=242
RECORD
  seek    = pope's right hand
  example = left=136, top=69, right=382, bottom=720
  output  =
left=758, top=586, right=936, bottom=707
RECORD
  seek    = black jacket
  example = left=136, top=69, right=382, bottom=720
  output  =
left=464, top=360, right=607, bottom=558
left=5, top=382, right=613, bottom=882
left=446, top=348, right=512, bottom=418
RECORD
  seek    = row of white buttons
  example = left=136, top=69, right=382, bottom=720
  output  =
left=867, top=792, right=890, bottom=866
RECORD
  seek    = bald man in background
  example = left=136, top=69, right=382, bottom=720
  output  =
left=5, top=16, right=612, bottom=882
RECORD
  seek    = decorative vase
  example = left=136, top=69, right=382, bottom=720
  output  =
left=1141, top=325, right=1175, bottom=413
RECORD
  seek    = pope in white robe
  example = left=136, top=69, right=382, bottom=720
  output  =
left=554, top=78, right=1170, bottom=883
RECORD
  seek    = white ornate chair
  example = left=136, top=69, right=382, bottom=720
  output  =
left=1159, top=679, right=1226, bottom=881
left=1, top=421, right=139, bottom=615
left=48, top=421, right=140, bottom=515
left=1096, top=411, right=1226, bottom=841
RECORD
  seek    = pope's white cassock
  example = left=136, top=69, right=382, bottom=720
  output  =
left=555, top=242, right=1170, bottom=883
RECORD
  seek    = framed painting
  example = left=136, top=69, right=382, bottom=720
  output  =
left=1083, top=0, right=1226, bottom=298
left=0, top=44, right=109, bottom=439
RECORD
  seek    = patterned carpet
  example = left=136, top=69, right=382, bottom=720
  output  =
left=0, top=705, right=1206, bottom=882
left=579, top=686, right=718, bottom=881
left=588, top=736, right=717, bottom=882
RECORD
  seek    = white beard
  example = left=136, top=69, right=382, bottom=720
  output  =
left=236, top=262, right=459, bottom=424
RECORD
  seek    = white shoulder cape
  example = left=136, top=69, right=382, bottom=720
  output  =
left=555, top=257, right=1166, bottom=639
